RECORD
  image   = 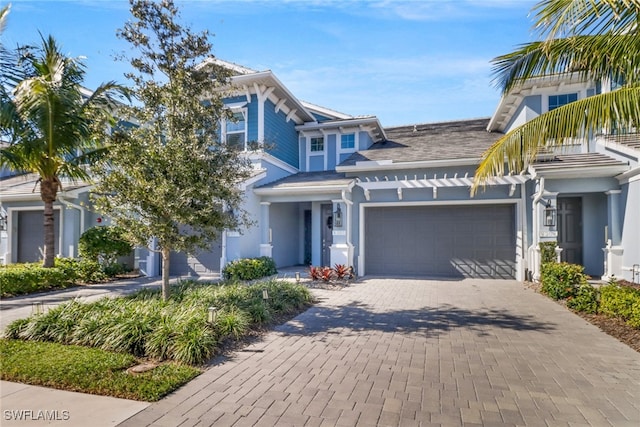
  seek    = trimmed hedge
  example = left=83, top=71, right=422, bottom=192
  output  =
left=600, top=284, right=640, bottom=328
left=222, top=257, right=277, bottom=281
left=0, top=258, right=107, bottom=298
left=0, top=264, right=71, bottom=297
left=540, top=262, right=588, bottom=300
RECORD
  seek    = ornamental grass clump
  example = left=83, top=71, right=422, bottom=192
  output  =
left=4, top=279, right=313, bottom=365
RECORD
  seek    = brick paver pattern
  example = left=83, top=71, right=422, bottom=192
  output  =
left=119, top=278, right=640, bottom=426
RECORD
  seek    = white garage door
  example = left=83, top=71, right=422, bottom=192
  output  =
left=364, top=205, right=516, bottom=279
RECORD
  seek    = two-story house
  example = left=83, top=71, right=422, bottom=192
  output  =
left=1, top=61, right=638, bottom=283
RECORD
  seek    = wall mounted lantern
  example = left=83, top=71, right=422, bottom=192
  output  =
left=543, top=201, right=556, bottom=227
left=0, top=211, right=6, bottom=231
left=334, top=204, right=343, bottom=228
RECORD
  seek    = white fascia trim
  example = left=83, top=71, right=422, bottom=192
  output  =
left=296, top=117, right=386, bottom=139
left=254, top=184, right=353, bottom=196
left=600, top=140, right=640, bottom=161
left=357, top=174, right=528, bottom=190
left=336, top=157, right=481, bottom=172
left=616, top=166, right=640, bottom=184
left=531, top=165, right=630, bottom=179
left=0, top=185, right=91, bottom=202
left=300, top=101, right=352, bottom=120
left=248, top=151, right=299, bottom=174
left=240, top=170, right=268, bottom=190
left=231, top=71, right=314, bottom=123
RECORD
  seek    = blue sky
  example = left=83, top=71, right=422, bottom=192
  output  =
left=3, top=0, right=539, bottom=127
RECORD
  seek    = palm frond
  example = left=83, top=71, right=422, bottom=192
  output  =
left=532, top=0, right=640, bottom=39
left=473, top=86, right=640, bottom=193
left=493, top=33, right=640, bottom=93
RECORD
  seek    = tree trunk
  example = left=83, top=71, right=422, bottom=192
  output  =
left=161, top=247, right=171, bottom=301
left=40, top=178, right=58, bottom=268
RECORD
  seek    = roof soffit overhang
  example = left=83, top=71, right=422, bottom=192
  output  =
left=487, top=73, right=594, bottom=133
left=528, top=164, right=630, bottom=179
left=229, top=72, right=315, bottom=124
left=253, top=182, right=354, bottom=198
left=296, top=117, right=387, bottom=142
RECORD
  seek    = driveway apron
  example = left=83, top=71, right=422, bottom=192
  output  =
left=119, top=278, right=640, bottom=427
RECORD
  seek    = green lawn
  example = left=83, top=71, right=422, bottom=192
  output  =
left=0, top=339, right=200, bottom=401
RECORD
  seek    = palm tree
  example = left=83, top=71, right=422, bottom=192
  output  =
left=0, top=34, right=126, bottom=267
left=474, top=0, right=640, bottom=190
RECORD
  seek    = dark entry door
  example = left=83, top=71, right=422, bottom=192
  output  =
left=557, top=197, right=583, bottom=265
left=321, top=204, right=333, bottom=266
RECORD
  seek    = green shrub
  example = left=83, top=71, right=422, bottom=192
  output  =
left=540, top=262, right=587, bottom=300
left=566, top=283, right=599, bottom=314
left=55, top=258, right=107, bottom=283
left=78, top=226, right=132, bottom=267
left=0, top=264, right=71, bottom=297
left=600, top=284, right=640, bottom=328
left=222, top=257, right=277, bottom=281
left=539, top=241, right=558, bottom=265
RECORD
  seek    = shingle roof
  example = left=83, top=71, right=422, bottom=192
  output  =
left=339, top=118, right=502, bottom=166
left=0, top=173, right=91, bottom=198
left=255, top=171, right=354, bottom=190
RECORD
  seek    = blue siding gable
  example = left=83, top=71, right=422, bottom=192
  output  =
left=264, top=99, right=299, bottom=168
left=311, top=112, right=334, bottom=122
left=327, top=134, right=337, bottom=170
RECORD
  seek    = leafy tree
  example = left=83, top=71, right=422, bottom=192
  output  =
left=78, top=226, right=133, bottom=268
left=92, top=0, right=252, bottom=300
left=474, top=0, right=640, bottom=190
left=0, top=31, right=127, bottom=267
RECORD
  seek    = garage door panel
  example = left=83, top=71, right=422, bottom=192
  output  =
left=365, top=205, right=516, bottom=279
left=169, top=240, right=222, bottom=276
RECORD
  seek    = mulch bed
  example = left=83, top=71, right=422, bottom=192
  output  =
left=525, top=280, right=640, bottom=353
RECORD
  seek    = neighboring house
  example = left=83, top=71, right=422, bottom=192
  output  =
left=1, top=62, right=638, bottom=283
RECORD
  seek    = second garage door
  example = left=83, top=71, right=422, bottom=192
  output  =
left=364, top=204, right=516, bottom=279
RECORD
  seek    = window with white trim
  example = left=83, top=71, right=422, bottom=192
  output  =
left=548, top=93, right=578, bottom=111
left=225, top=111, right=246, bottom=150
left=341, top=133, right=355, bottom=149
left=310, top=136, right=324, bottom=152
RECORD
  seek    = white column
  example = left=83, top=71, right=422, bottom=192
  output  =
left=259, top=202, right=272, bottom=257
left=329, top=200, right=349, bottom=266
left=602, top=190, right=624, bottom=279
left=606, top=190, right=622, bottom=245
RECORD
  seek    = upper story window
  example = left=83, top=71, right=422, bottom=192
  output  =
left=310, top=137, right=324, bottom=152
left=226, top=111, right=246, bottom=150
left=548, top=93, right=578, bottom=111
left=341, top=133, right=355, bottom=150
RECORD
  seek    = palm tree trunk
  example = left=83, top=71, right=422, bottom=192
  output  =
left=40, top=177, right=58, bottom=268
left=161, top=247, right=171, bottom=301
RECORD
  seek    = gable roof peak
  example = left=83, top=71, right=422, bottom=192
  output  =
left=203, top=57, right=260, bottom=75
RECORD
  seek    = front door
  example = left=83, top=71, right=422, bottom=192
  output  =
left=557, top=197, right=583, bottom=265
left=321, top=204, right=333, bottom=266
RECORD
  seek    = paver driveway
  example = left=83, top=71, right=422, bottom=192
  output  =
left=119, top=278, right=640, bottom=427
